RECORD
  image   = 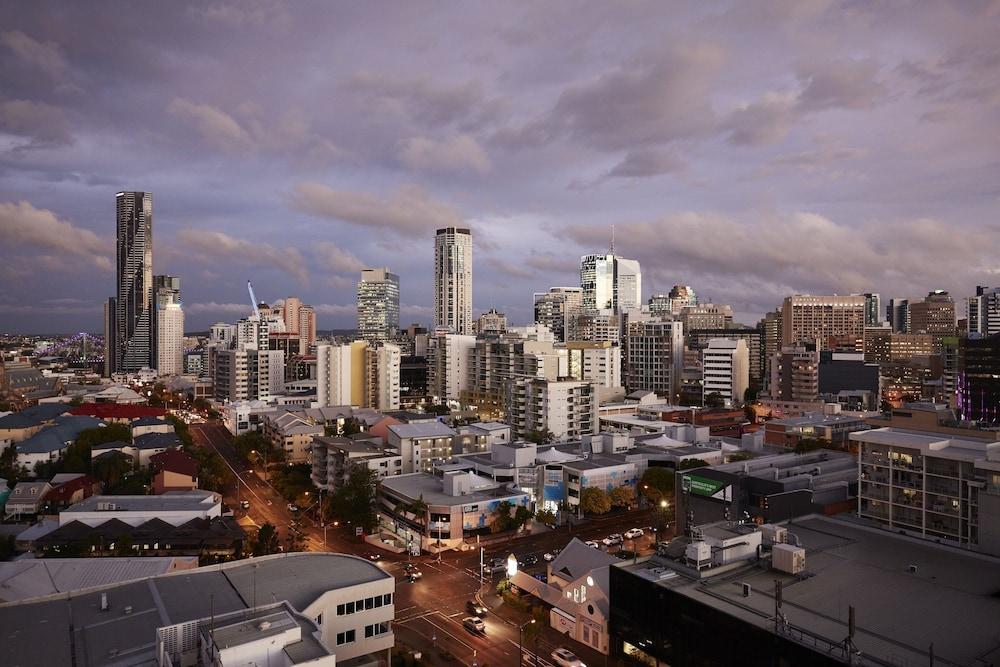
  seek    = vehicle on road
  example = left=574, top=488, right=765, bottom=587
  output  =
left=240, top=500, right=250, bottom=510
left=543, top=548, right=561, bottom=561
left=364, top=552, right=382, bottom=561
left=484, top=558, right=507, bottom=575
left=287, top=503, right=299, bottom=512
left=519, top=554, right=539, bottom=567
left=584, top=540, right=600, bottom=549
left=462, top=617, right=486, bottom=634
left=602, top=533, right=623, bottom=547
left=551, top=647, right=586, bottom=667
left=624, top=528, right=644, bottom=540
left=406, top=569, right=423, bottom=582
left=466, top=600, right=487, bottom=616
left=403, top=562, right=417, bottom=571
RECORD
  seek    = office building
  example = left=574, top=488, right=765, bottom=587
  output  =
left=957, top=334, right=1000, bottom=424
left=688, top=328, right=763, bottom=387
left=103, top=297, right=116, bottom=377
left=649, top=285, right=698, bottom=315
left=357, top=267, right=400, bottom=341
left=625, top=320, right=684, bottom=399
left=580, top=252, right=642, bottom=313
left=763, top=411, right=870, bottom=450
left=534, top=287, right=584, bottom=343
left=908, top=290, right=956, bottom=345
left=153, top=275, right=183, bottom=376
left=887, top=297, right=910, bottom=333
left=213, top=347, right=285, bottom=403
left=853, top=410, right=1000, bottom=555
left=702, top=338, right=749, bottom=408
left=766, top=343, right=820, bottom=404
left=434, top=227, right=473, bottom=334
left=113, top=191, right=154, bottom=372
left=678, top=303, right=734, bottom=332
left=475, top=307, right=507, bottom=335
left=781, top=294, right=866, bottom=351
left=968, top=285, right=1000, bottom=336
left=863, top=292, right=881, bottom=326
left=575, top=311, right=621, bottom=345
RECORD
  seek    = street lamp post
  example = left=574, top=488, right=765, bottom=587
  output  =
left=518, top=619, right=535, bottom=664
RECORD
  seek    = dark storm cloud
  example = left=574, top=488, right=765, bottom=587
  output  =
left=1, top=1, right=999, bottom=332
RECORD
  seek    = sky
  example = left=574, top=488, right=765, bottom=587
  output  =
left=2, top=1, right=1000, bottom=334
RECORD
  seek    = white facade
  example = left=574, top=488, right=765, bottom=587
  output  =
left=374, top=343, right=401, bottom=410
left=968, top=286, right=1000, bottom=337
left=614, top=257, right=642, bottom=311
left=316, top=344, right=353, bottom=407
left=567, top=343, right=621, bottom=388
left=427, top=333, right=476, bottom=401
left=154, top=276, right=184, bottom=376
left=702, top=338, right=749, bottom=407
left=60, top=490, right=222, bottom=527
left=507, top=378, right=598, bottom=441
left=580, top=254, right=615, bottom=312
left=434, top=227, right=473, bottom=334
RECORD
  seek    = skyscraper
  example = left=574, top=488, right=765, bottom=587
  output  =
left=579, top=253, right=642, bottom=313
left=781, top=294, right=866, bottom=351
left=863, top=293, right=881, bottom=327
left=434, top=227, right=472, bottom=334
left=534, top=287, right=583, bottom=343
left=153, top=275, right=183, bottom=376
left=114, top=191, right=154, bottom=372
left=968, top=286, right=1000, bottom=337
left=357, top=267, right=400, bottom=341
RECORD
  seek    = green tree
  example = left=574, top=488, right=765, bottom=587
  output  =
left=271, top=463, right=313, bottom=502
left=251, top=523, right=280, bottom=556
left=535, top=508, right=556, bottom=525
left=491, top=500, right=515, bottom=533
left=166, top=415, right=193, bottom=448
left=794, top=437, right=829, bottom=454
left=331, top=466, right=380, bottom=533
left=341, top=417, right=363, bottom=436
left=609, top=485, right=634, bottom=509
left=728, top=452, right=755, bottom=463
left=93, top=452, right=134, bottom=490
left=704, top=392, right=725, bottom=408
left=580, top=487, right=612, bottom=515
left=426, top=404, right=451, bottom=416
left=743, top=386, right=759, bottom=403
left=404, top=494, right=429, bottom=527
left=640, top=467, right=674, bottom=504
left=513, top=505, right=534, bottom=530
left=525, top=429, right=555, bottom=445
left=678, top=458, right=708, bottom=470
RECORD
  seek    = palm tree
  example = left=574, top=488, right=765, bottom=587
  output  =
left=406, top=495, right=429, bottom=527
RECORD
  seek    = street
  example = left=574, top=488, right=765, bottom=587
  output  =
left=189, top=420, right=670, bottom=665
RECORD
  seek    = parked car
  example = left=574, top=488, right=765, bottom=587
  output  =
left=484, top=558, right=507, bottom=575
left=519, top=554, right=539, bottom=567
left=602, top=533, right=623, bottom=547
left=551, top=647, right=586, bottom=667
left=240, top=500, right=250, bottom=510
left=466, top=600, right=487, bottom=616
left=462, top=616, right=486, bottom=634
left=365, top=552, right=382, bottom=561
left=543, top=548, right=561, bottom=562
left=623, top=528, right=644, bottom=540
left=287, top=503, right=299, bottom=512
left=584, top=540, right=600, bottom=549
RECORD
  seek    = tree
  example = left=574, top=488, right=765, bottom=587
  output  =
left=331, top=466, right=379, bottom=533
left=93, top=452, right=134, bottom=491
left=794, top=437, right=829, bottom=454
left=426, top=404, right=451, bottom=416
left=405, top=494, right=429, bottom=526
left=728, top=452, right=755, bottom=463
left=678, top=458, right=708, bottom=470
left=166, top=415, right=193, bottom=448
left=251, top=523, right=280, bottom=556
left=743, top=386, right=759, bottom=403
left=271, top=463, right=313, bottom=502
left=513, top=505, right=534, bottom=530
left=609, top=485, right=634, bottom=510
left=580, top=487, right=612, bottom=515
left=341, top=417, right=363, bottom=436
left=704, top=392, right=725, bottom=408
left=525, top=429, right=555, bottom=445
left=535, top=508, right=556, bottom=525
left=491, top=500, right=515, bottom=533
left=640, top=467, right=674, bottom=504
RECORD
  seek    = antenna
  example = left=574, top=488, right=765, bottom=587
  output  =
left=610, top=225, right=615, bottom=254
left=247, top=281, right=261, bottom=319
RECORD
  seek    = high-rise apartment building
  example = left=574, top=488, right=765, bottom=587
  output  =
left=908, top=290, right=955, bottom=336
left=426, top=333, right=476, bottom=401
left=625, top=320, right=684, bottom=398
left=968, top=286, right=1000, bottom=337
left=766, top=344, right=820, bottom=403
left=476, top=308, right=507, bottom=335
left=298, top=304, right=316, bottom=350
left=702, top=339, right=749, bottom=407
left=760, top=309, right=782, bottom=386
left=367, top=343, right=401, bottom=411
left=688, top=328, right=763, bottom=387
left=434, top=227, right=473, bottom=334
left=357, top=268, right=400, bottom=341
left=781, top=294, right=866, bottom=351
left=505, top=377, right=598, bottom=441
left=113, top=191, right=154, bottom=372
left=153, top=275, right=183, bottom=376
left=566, top=341, right=621, bottom=389
left=534, top=287, right=583, bottom=343
left=282, top=297, right=302, bottom=334
left=863, top=293, right=882, bottom=327
left=579, top=253, right=641, bottom=313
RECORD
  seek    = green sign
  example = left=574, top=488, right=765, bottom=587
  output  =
left=683, top=474, right=727, bottom=497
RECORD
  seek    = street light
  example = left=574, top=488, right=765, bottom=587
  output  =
left=506, top=553, right=518, bottom=578
left=518, top=619, right=535, bottom=664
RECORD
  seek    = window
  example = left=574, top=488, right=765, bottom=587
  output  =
left=383, top=593, right=392, bottom=605
left=316, top=613, right=323, bottom=626
left=365, top=597, right=374, bottom=610
left=365, top=622, right=389, bottom=638
left=336, top=629, right=356, bottom=645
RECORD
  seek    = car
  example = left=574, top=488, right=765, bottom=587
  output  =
left=551, top=647, right=586, bottom=667
left=519, top=554, right=539, bottom=567
left=602, top=534, right=623, bottom=547
left=615, top=549, right=637, bottom=560
left=403, top=562, right=417, bottom=572
left=623, top=528, right=644, bottom=540
left=287, top=503, right=299, bottom=512
left=365, top=552, right=382, bottom=561
left=462, top=617, right=486, bottom=634
left=407, top=569, right=423, bottom=580
left=543, top=548, right=561, bottom=562
left=466, top=600, right=488, bottom=616
left=584, top=540, right=600, bottom=549
left=240, top=500, right=250, bottom=510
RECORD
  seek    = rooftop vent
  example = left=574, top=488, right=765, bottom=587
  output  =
left=258, top=621, right=271, bottom=631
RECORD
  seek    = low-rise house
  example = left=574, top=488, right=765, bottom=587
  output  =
left=82, top=385, right=147, bottom=404
left=262, top=411, right=324, bottom=464
left=150, top=449, right=199, bottom=494
left=43, top=474, right=101, bottom=511
left=68, top=403, right=167, bottom=424
left=5, top=481, right=53, bottom=517
left=91, top=431, right=181, bottom=469
left=130, top=416, right=174, bottom=438
left=14, top=415, right=103, bottom=470
left=0, top=403, right=71, bottom=451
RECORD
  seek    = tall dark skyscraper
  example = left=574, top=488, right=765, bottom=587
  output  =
left=113, top=191, right=154, bottom=373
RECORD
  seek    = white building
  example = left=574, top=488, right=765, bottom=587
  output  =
left=213, top=348, right=284, bottom=403
left=534, top=286, right=584, bottom=343
left=154, top=275, right=184, bottom=376
left=60, top=490, right=222, bottom=527
left=566, top=341, right=621, bottom=388
left=702, top=338, right=749, bottom=407
left=968, top=286, right=1000, bottom=337
left=371, top=343, right=401, bottom=410
left=580, top=253, right=641, bottom=313
left=506, top=378, right=598, bottom=441
left=387, top=421, right=459, bottom=474
left=317, top=344, right=354, bottom=407
left=434, top=227, right=473, bottom=334
left=357, top=267, right=400, bottom=341
left=427, top=333, right=476, bottom=402
left=614, top=257, right=642, bottom=311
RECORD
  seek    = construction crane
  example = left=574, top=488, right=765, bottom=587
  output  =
left=247, top=280, right=261, bottom=319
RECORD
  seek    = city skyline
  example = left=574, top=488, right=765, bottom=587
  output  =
left=2, top=3, right=1000, bottom=333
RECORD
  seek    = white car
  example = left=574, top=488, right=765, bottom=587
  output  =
left=462, top=616, right=486, bottom=634
left=602, top=533, right=623, bottom=547
left=623, top=528, right=644, bottom=540
left=543, top=548, right=561, bottom=562
left=584, top=540, right=600, bottom=549
left=551, top=647, right=586, bottom=667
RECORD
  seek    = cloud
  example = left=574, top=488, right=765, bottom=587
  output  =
left=344, top=71, right=502, bottom=129
left=0, top=200, right=109, bottom=270
left=167, top=98, right=252, bottom=152
left=723, top=92, right=800, bottom=146
left=177, top=229, right=309, bottom=285
left=1, top=31, right=68, bottom=81
left=313, top=303, right=356, bottom=316
left=313, top=241, right=365, bottom=274
left=484, top=257, right=537, bottom=280
left=797, top=58, right=887, bottom=112
left=185, top=302, right=253, bottom=316
left=292, top=183, right=464, bottom=237
left=606, top=149, right=684, bottom=179
left=0, top=99, right=73, bottom=147
left=398, top=134, right=491, bottom=174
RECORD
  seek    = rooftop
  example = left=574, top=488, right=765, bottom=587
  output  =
left=388, top=421, right=456, bottom=439
left=850, top=427, right=1000, bottom=463
left=68, top=404, right=167, bottom=419
left=63, top=489, right=219, bottom=516
left=15, top=415, right=103, bottom=454
left=465, top=421, right=510, bottom=432
left=0, top=403, right=70, bottom=429
left=618, top=515, right=1000, bottom=666
left=381, top=472, right=527, bottom=506
left=770, top=412, right=869, bottom=427
left=132, top=430, right=182, bottom=449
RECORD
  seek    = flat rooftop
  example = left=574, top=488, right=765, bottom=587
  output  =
left=63, top=490, right=219, bottom=514
left=620, top=515, right=1000, bottom=666
left=850, top=427, right=1000, bottom=462
left=381, top=472, right=526, bottom=506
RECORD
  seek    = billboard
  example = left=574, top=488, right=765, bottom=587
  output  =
left=682, top=474, right=731, bottom=501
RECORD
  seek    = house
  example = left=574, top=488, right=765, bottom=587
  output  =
left=262, top=411, right=324, bottom=464
left=130, top=416, right=175, bottom=438
left=150, top=449, right=199, bottom=494
left=81, top=385, right=146, bottom=404
left=14, top=415, right=103, bottom=470
left=0, top=403, right=72, bottom=451
left=5, top=481, right=53, bottom=517
left=510, top=538, right=618, bottom=654
left=91, top=431, right=182, bottom=469
left=68, top=403, right=167, bottom=424
left=42, top=474, right=101, bottom=511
